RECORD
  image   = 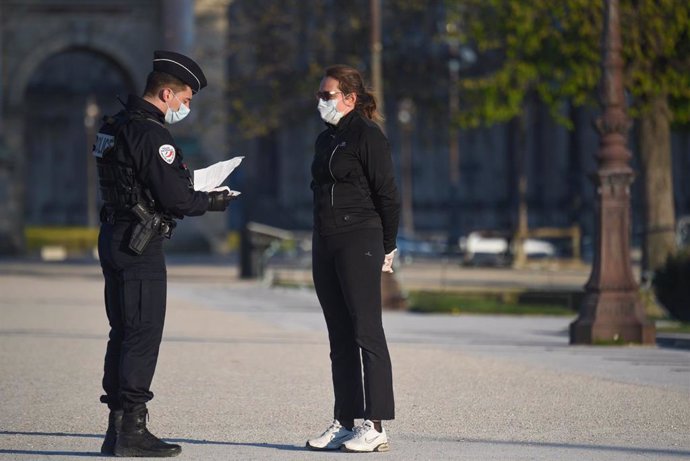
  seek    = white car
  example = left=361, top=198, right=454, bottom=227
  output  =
left=459, top=231, right=556, bottom=266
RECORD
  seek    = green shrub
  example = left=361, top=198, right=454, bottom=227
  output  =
left=653, top=249, right=690, bottom=322
left=25, top=226, right=98, bottom=251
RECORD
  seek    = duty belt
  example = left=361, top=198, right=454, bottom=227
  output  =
left=100, top=205, right=174, bottom=239
left=100, top=206, right=134, bottom=225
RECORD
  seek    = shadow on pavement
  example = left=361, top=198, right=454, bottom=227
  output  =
left=169, top=438, right=304, bottom=451
left=1, top=431, right=101, bottom=439
left=407, top=435, right=690, bottom=458
left=0, top=450, right=102, bottom=457
left=0, top=430, right=305, bottom=455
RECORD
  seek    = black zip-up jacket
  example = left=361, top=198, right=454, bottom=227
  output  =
left=311, top=110, right=401, bottom=254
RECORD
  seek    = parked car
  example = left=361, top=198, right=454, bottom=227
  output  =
left=459, top=231, right=556, bottom=266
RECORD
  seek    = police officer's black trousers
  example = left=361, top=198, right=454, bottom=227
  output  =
left=98, top=221, right=167, bottom=412
left=312, top=228, right=395, bottom=421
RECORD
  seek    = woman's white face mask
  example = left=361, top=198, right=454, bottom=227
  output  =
left=317, top=98, right=344, bottom=125
left=165, top=92, right=190, bottom=124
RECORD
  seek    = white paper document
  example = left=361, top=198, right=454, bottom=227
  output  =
left=193, top=156, right=244, bottom=196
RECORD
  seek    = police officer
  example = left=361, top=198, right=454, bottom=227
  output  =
left=94, top=50, right=234, bottom=457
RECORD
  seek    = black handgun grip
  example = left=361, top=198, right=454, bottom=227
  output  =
left=130, top=203, right=152, bottom=222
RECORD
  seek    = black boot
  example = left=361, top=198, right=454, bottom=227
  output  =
left=113, top=408, right=181, bottom=458
left=100, top=409, right=123, bottom=455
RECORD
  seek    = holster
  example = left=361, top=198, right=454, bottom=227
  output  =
left=128, top=218, right=157, bottom=255
left=127, top=203, right=175, bottom=255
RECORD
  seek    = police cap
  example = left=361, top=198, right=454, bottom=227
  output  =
left=153, top=50, right=207, bottom=93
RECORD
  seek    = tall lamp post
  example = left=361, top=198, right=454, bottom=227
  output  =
left=370, top=0, right=384, bottom=120
left=444, top=19, right=476, bottom=251
left=84, top=96, right=100, bottom=229
left=398, top=98, right=415, bottom=237
left=569, top=0, right=655, bottom=344
left=370, top=0, right=406, bottom=309
left=447, top=24, right=461, bottom=249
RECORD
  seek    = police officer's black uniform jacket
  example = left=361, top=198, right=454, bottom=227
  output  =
left=311, top=110, right=401, bottom=254
left=95, top=95, right=209, bottom=222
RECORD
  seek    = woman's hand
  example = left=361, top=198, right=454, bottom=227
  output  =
left=382, top=249, right=396, bottom=273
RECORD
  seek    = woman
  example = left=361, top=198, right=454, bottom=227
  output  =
left=306, top=64, right=400, bottom=453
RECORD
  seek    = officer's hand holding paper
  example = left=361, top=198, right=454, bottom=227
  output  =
left=207, top=190, right=234, bottom=211
left=194, top=156, right=243, bottom=196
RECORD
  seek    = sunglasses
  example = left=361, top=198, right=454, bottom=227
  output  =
left=316, top=90, right=343, bottom=101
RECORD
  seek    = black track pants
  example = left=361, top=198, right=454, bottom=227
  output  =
left=98, top=222, right=167, bottom=412
left=312, top=227, right=395, bottom=421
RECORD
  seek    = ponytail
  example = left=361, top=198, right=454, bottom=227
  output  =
left=356, top=91, right=382, bottom=122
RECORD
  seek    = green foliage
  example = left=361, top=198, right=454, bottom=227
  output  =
left=653, top=249, right=690, bottom=322
left=453, top=0, right=690, bottom=128
left=225, top=0, right=447, bottom=139
left=226, top=1, right=351, bottom=138
left=224, top=1, right=690, bottom=137
left=622, top=0, right=690, bottom=120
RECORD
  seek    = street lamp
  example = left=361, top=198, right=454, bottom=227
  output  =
left=370, top=0, right=406, bottom=309
left=84, top=96, right=100, bottom=228
left=569, top=0, right=655, bottom=344
left=447, top=24, right=461, bottom=250
left=397, top=98, right=415, bottom=237
left=445, top=20, right=476, bottom=251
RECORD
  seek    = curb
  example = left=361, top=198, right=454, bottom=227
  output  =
left=656, top=333, right=690, bottom=350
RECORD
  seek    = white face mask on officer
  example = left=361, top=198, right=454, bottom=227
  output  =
left=317, top=98, right=344, bottom=125
left=165, top=92, right=190, bottom=124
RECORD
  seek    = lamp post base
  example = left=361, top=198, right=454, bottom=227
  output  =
left=569, top=291, right=656, bottom=344
left=381, top=272, right=407, bottom=310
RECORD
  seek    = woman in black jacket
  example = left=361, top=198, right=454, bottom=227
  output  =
left=306, top=65, right=400, bottom=453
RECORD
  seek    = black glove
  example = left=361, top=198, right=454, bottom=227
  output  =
left=207, top=190, right=233, bottom=211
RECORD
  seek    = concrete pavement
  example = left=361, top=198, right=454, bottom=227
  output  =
left=0, top=259, right=689, bottom=460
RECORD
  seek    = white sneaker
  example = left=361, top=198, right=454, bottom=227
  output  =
left=306, top=420, right=354, bottom=451
left=342, top=420, right=389, bottom=452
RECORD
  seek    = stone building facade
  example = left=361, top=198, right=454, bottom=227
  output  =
left=0, top=0, right=233, bottom=253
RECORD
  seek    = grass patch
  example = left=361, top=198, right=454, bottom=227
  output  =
left=226, top=231, right=240, bottom=251
left=25, top=227, right=245, bottom=253
left=270, top=280, right=310, bottom=289
left=656, top=321, right=690, bottom=334
left=407, top=290, right=576, bottom=316
left=25, top=226, right=98, bottom=251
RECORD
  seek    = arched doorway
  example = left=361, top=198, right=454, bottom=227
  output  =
left=23, top=48, right=134, bottom=226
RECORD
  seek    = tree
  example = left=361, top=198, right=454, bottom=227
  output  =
left=453, top=0, right=690, bottom=272
left=225, top=0, right=447, bottom=139
left=622, top=1, right=690, bottom=273
left=449, top=0, right=567, bottom=265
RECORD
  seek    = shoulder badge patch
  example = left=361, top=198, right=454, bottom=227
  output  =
left=92, top=133, right=115, bottom=158
left=158, top=144, right=176, bottom=164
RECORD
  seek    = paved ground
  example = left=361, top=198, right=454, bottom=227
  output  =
left=0, top=259, right=689, bottom=460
